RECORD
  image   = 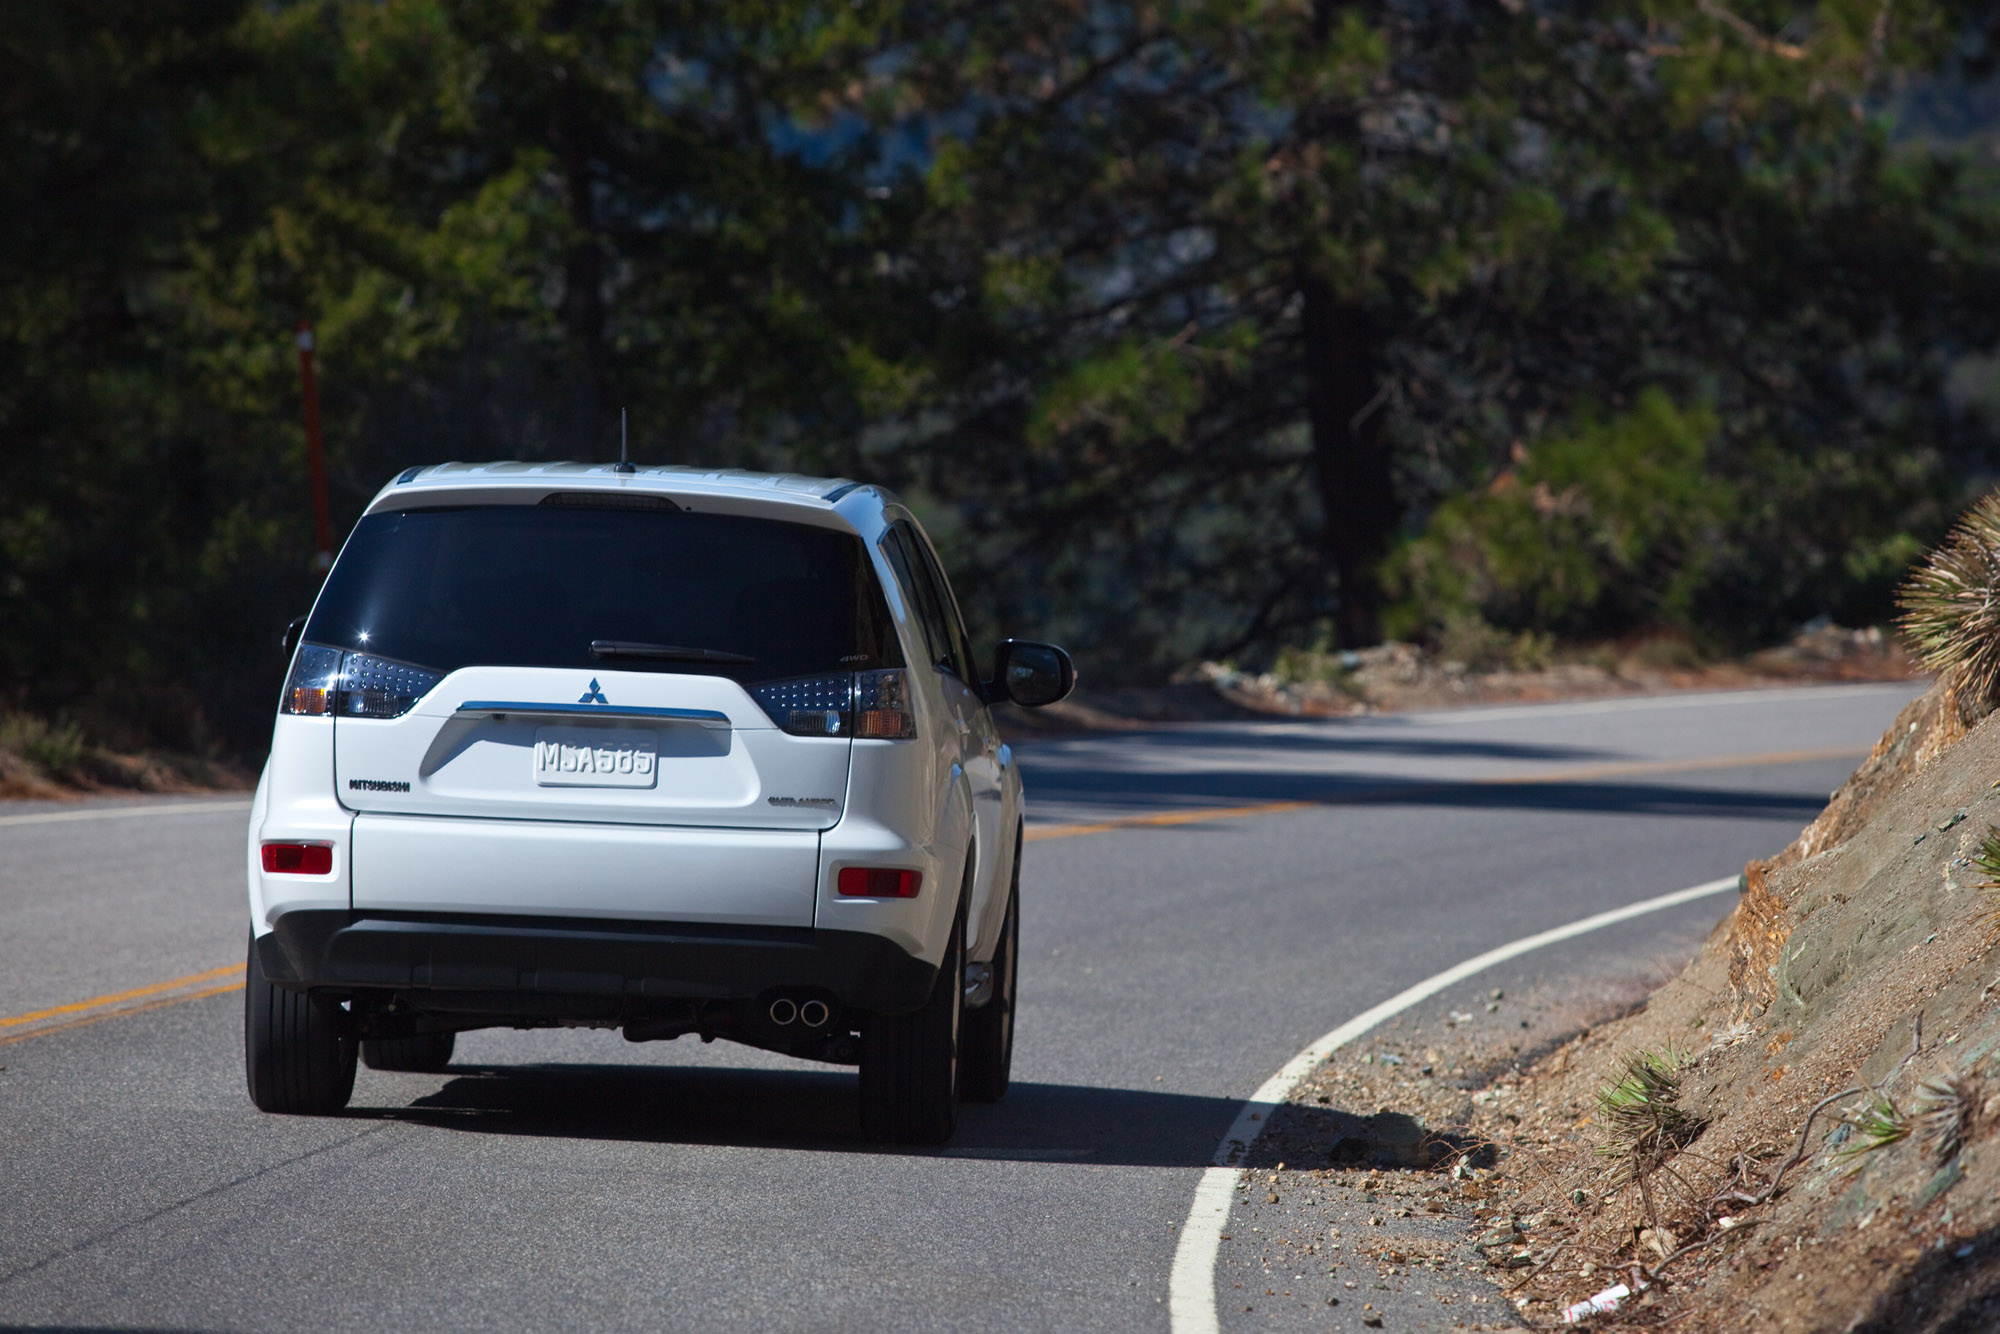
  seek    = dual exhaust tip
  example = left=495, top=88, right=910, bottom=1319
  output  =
left=768, top=997, right=830, bottom=1029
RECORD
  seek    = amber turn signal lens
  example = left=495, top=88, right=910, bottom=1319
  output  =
left=287, top=686, right=333, bottom=715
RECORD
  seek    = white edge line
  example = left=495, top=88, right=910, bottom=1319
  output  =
left=1166, top=873, right=1742, bottom=1334
left=0, top=799, right=252, bottom=829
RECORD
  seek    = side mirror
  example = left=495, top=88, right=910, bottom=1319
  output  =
left=990, top=640, right=1076, bottom=708
left=281, top=615, right=308, bottom=657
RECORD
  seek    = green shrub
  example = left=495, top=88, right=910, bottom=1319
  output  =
left=1435, top=612, right=1515, bottom=671
left=1594, top=1047, right=1703, bottom=1181
left=1973, top=826, right=2000, bottom=925
left=1622, top=633, right=1707, bottom=672
left=0, top=713, right=87, bottom=778
left=1837, top=1093, right=1911, bottom=1170
left=1386, top=389, right=1731, bottom=646
left=1433, top=613, right=1558, bottom=672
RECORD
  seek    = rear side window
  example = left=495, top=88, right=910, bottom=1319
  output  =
left=905, top=526, right=978, bottom=681
left=880, top=522, right=972, bottom=680
left=303, top=504, right=900, bottom=683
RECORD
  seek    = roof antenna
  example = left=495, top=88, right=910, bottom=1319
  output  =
left=613, top=407, right=636, bottom=473
left=612, top=408, right=636, bottom=474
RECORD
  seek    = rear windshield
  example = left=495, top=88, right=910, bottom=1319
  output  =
left=304, top=504, right=901, bottom=682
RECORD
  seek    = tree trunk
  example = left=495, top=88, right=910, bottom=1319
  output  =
left=555, top=130, right=605, bottom=456
left=1299, top=271, right=1393, bottom=646
left=547, top=3, right=605, bottom=455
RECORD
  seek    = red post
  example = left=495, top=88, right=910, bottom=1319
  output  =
left=297, top=323, right=333, bottom=570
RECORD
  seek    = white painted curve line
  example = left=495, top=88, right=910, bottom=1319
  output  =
left=0, top=799, right=251, bottom=829
left=1166, top=873, right=1742, bottom=1334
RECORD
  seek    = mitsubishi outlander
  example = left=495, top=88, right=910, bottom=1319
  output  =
left=245, top=463, right=1073, bottom=1144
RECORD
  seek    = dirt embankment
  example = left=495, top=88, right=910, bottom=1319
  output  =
left=0, top=717, right=248, bottom=800
left=1326, top=676, right=2000, bottom=1329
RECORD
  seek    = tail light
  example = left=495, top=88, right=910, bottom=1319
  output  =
left=750, top=673, right=853, bottom=736
left=338, top=652, right=444, bottom=718
left=837, top=867, right=922, bottom=898
left=852, top=669, right=915, bottom=739
left=261, top=842, right=333, bottom=875
left=279, top=644, right=441, bottom=720
left=280, top=645, right=343, bottom=716
left=749, top=668, right=919, bottom=739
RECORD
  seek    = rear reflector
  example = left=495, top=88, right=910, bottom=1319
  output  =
left=837, top=867, right=922, bottom=898
left=261, top=842, right=333, bottom=875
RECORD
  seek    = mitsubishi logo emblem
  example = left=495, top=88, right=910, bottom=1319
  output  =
left=578, top=679, right=609, bottom=704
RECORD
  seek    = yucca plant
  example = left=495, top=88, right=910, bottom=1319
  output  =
left=1914, top=1072, right=1980, bottom=1165
left=1898, top=491, right=2000, bottom=710
left=1837, top=1093, right=1910, bottom=1170
left=1595, top=1049, right=1703, bottom=1180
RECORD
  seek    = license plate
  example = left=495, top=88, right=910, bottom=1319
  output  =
left=533, top=726, right=659, bottom=788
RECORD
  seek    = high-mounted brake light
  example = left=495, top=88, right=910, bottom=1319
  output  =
left=837, top=867, right=922, bottom=898
left=261, top=842, right=333, bottom=875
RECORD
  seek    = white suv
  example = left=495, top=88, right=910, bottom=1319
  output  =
left=244, top=463, right=1073, bottom=1144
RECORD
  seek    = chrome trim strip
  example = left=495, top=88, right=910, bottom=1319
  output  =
left=455, top=701, right=731, bottom=724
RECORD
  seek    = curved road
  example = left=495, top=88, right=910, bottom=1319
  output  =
left=0, top=682, right=1915, bottom=1330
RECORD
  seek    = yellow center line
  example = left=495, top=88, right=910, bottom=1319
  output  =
left=1025, top=801, right=1318, bottom=842
left=0, top=980, right=245, bottom=1048
left=1, top=743, right=1866, bottom=1041
left=0, top=963, right=244, bottom=1030
left=1024, top=744, right=1864, bottom=842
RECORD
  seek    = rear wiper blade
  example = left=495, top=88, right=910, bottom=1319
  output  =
left=590, top=640, right=755, bottom=665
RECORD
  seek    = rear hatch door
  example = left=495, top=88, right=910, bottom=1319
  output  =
left=300, top=495, right=901, bottom=922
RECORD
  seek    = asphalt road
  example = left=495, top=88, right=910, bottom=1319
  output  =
left=0, top=682, right=1917, bottom=1331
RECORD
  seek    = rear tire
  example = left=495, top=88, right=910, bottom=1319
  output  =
left=858, top=898, right=963, bottom=1145
left=961, top=851, right=1018, bottom=1103
left=361, top=1032, right=456, bottom=1073
left=244, top=933, right=356, bottom=1114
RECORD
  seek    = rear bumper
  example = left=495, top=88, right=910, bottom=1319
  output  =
left=258, top=909, right=937, bottom=1016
